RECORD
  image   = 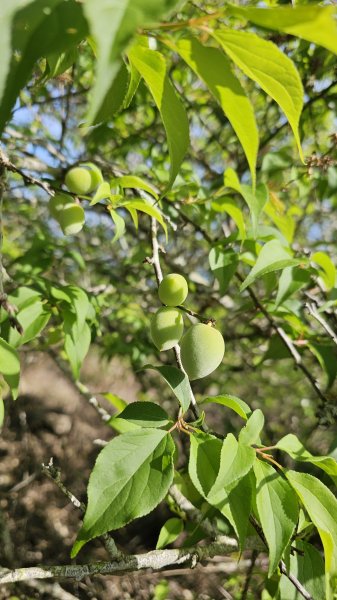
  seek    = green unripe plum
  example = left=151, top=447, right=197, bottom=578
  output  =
left=158, top=273, right=188, bottom=307
left=150, top=307, right=184, bottom=351
left=49, top=193, right=73, bottom=218
left=180, top=323, right=225, bottom=380
left=86, top=165, right=103, bottom=191
left=65, top=167, right=93, bottom=195
left=58, top=204, right=85, bottom=235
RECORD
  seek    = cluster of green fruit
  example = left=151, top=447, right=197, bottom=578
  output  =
left=150, top=273, right=225, bottom=380
left=49, top=165, right=101, bottom=235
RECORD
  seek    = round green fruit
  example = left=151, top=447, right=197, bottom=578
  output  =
left=180, top=323, right=225, bottom=380
left=158, top=273, right=188, bottom=307
left=150, top=307, right=184, bottom=351
left=49, top=192, right=73, bottom=218
left=58, top=204, right=85, bottom=235
left=85, top=164, right=103, bottom=191
left=65, top=167, right=93, bottom=195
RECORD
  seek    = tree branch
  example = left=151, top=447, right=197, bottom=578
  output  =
left=0, top=540, right=241, bottom=585
left=305, top=301, right=337, bottom=347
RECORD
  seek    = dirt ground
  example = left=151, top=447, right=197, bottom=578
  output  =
left=0, top=351, right=258, bottom=600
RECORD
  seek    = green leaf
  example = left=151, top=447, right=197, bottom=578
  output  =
left=279, top=540, right=325, bottom=600
left=287, top=470, right=337, bottom=594
left=43, top=46, right=78, bottom=81
left=92, top=61, right=129, bottom=124
left=239, top=409, right=264, bottom=446
left=224, top=173, right=268, bottom=238
left=276, top=434, right=337, bottom=487
left=128, top=45, right=189, bottom=191
left=189, top=432, right=222, bottom=497
left=143, top=365, right=192, bottom=414
left=0, top=0, right=88, bottom=135
left=227, top=4, right=337, bottom=56
left=64, top=321, right=91, bottom=380
left=72, top=428, right=175, bottom=557
left=90, top=181, right=111, bottom=206
left=0, top=337, right=20, bottom=400
left=112, top=176, right=158, bottom=199
left=109, top=209, right=126, bottom=244
left=117, top=401, right=170, bottom=428
left=201, top=394, right=251, bottom=420
left=312, top=251, right=336, bottom=291
left=309, top=343, right=337, bottom=390
left=209, top=247, right=239, bottom=295
left=208, top=434, right=256, bottom=502
left=240, top=240, right=303, bottom=292
left=0, top=397, right=4, bottom=429
left=123, top=200, right=167, bottom=238
left=0, top=0, right=32, bottom=105
left=211, top=197, right=246, bottom=240
left=156, top=517, right=183, bottom=549
left=240, top=184, right=269, bottom=239
left=8, top=298, right=50, bottom=348
left=102, top=392, right=127, bottom=412
left=123, top=60, right=141, bottom=108
left=168, top=36, right=258, bottom=187
left=214, top=29, right=304, bottom=161
left=275, top=266, right=311, bottom=308
left=216, top=472, right=254, bottom=549
left=189, top=432, right=255, bottom=548
left=254, top=460, right=299, bottom=576
left=84, top=0, right=180, bottom=124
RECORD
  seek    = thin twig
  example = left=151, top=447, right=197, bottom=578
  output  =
left=42, top=458, right=120, bottom=559
left=279, top=560, right=313, bottom=600
left=305, top=301, right=337, bottom=346
left=236, top=273, right=328, bottom=406
left=0, top=148, right=54, bottom=197
left=241, top=549, right=258, bottom=600
left=47, top=349, right=112, bottom=423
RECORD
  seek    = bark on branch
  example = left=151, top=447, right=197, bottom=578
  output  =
left=0, top=540, right=239, bottom=585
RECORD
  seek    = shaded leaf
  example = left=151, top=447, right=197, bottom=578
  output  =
left=275, top=266, right=310, bottom=308
left=209, top=247, right=239, bottom=295
left=117, top=401, right=170, bottom=428
left=0, top=0, right=88, bottom=134
left=143, top=365, right=192, bottom=413
left=83, top=0, right=180, bottom=124
left=93, top=61, right=129, bottom=124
